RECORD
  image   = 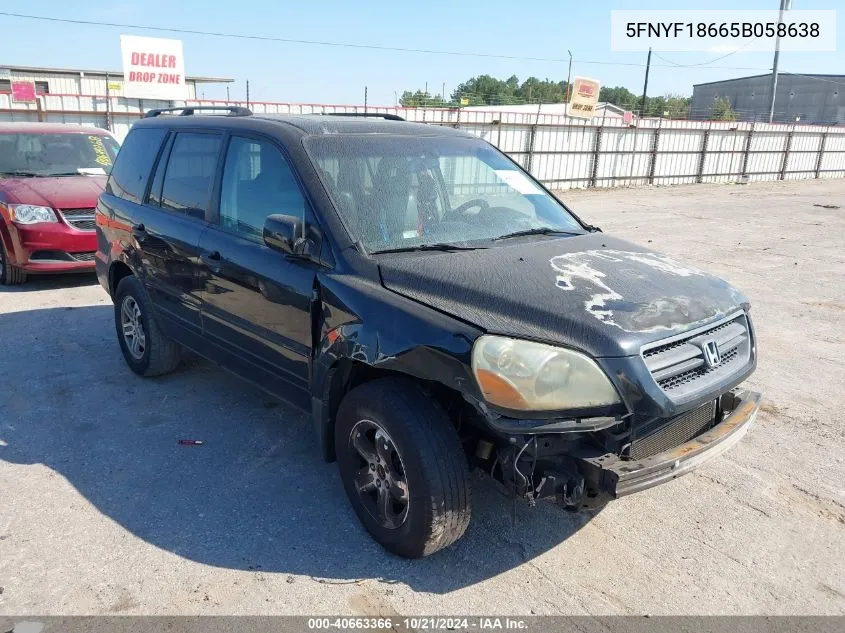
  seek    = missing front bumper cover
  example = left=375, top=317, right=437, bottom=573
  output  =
left=599, top=389, right=761, bottom=497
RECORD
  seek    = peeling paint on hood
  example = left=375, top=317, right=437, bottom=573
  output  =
left=550, top=249, right=741, bottom=333
left=378, top=233, right=750, bottom=358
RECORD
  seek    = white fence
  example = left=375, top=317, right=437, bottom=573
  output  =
left=3, top=94, right=844, bottom=189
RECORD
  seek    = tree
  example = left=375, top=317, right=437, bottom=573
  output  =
left=399, top=90, right=450, bottom=108
left=450, top=75, right=520, bottom=106
left=598, top=85, right=640, bottom=110
left=400, top=76, right=693, bottom=117
left=710, top=96, right=738, bottom=121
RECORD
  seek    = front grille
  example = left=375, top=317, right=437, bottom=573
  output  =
left=59, top=208, right=96, bottom=231
left=641, top=313, right=751, bottom=400
left=629, top=401, right=717, bottom=460
left=71, top=251, right=96, bottom=262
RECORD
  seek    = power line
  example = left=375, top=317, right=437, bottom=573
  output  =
left=0, top=11, right=772, bottom=71
left=653, top=40, right=759, bottom=68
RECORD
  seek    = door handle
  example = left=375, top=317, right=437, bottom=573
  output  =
left=200, top=250, right=222, bottom=272
left=131, top=223, right=147, bottom=241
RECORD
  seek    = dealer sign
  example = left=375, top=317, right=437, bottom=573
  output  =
left=568, top=77, right=601, bottom=119
left=120, top=35, right=188, bottom=100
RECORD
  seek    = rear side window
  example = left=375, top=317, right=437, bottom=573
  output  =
left=160, top=132, right=222, bottom=219
left=106, top=127, right=167, bottom=203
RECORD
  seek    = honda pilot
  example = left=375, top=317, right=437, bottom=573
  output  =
left=95, top=107, right=760, bottom=558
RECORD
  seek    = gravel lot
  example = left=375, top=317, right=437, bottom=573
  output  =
left=1, top=179, right=843, bottom=616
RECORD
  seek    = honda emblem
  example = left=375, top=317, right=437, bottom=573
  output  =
left=702, top=339, right=721, bottom=368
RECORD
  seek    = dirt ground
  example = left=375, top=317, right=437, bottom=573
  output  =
left=1, top=178, right=843, bottom=615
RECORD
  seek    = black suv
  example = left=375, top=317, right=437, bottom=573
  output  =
left=96, top=106, right=760, bottom=558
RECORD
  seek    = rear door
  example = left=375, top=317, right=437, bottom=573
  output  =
left=134, top=130, right=223, bottom=345
left=197, top=133, right=315, bottom=409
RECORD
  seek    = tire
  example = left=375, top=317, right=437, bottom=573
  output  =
left=114, top=275, right=181, bottom=376
left=0, top=238, right=27, bottom=285
left=335, top=377, right=471, bottom=558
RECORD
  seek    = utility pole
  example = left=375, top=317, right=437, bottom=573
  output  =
left=640, top=47, right=652, bottom=117
left=768, top=0, right=792, bottom=123
left=564, top=49, right=573, bottom=117
left=246, top=80, right=250, bottom=108
left=442, top=82, right=445, bottom=103
left=364, top=86, right=368, bottom=112
left=226, top=85, right=230, bottom=102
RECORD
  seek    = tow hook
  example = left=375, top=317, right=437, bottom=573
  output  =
left=555, top=473, right=585, bottom=510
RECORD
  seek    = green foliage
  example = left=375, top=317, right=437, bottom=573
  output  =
left=709, top=96, right=738, bottom=121
left=401, top=76, right=692, bottom=118
left=598, top=86, right=691, bottom=118
left=399, top=90, right=451, bottom=107
left=598, top=86, right=639, bottom=109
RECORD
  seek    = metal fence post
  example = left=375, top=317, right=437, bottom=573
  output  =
left=814, top=127, right=829, bottom=179
left=526, top=124, right=537, bottom=174
left=589, top=124, right=603, bottom=188
left=647, top=123, right=660, bottom=185
left=779, top=123, right=795, bottom=180
left=696, top=123, right=711, bottom=184
left=740, top=122, right=754, bottom=181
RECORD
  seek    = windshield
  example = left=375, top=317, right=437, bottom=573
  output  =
left=304, top=135, right=584, bottom=252
left=0, top=132, right=120, bottom=177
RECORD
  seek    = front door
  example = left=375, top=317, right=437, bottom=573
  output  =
left=197, top=135, right=314, bottom=409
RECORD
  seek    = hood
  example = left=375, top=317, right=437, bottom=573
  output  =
left=378, top=233, right=749, bottom=358
left=0, top=175, right=107, bottom=209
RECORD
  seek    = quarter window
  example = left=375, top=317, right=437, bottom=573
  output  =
left=219, top=137, right=305, bottom=242
left=160, top=132, right=222, bottom=219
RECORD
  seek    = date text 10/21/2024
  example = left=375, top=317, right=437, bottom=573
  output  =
left=307, top=618, right=528, bottom=630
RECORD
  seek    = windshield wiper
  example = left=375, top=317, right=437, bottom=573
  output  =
left=492, top=227, right=584, bottom=241
left=371, top=243, right=487, bottom=254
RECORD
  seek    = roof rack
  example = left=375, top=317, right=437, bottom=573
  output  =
left=321, top=112, right=405, bottom=121
left=144, top=105, right=253, bottom=118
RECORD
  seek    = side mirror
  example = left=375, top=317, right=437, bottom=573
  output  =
left=263, top=214, right=302, bottom=255
left=263, top=214, right=320, bottom=259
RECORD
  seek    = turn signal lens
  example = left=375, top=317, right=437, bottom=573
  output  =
left=475, top=369, right=529, bottom=410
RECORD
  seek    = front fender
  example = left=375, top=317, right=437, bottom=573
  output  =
left=309, top=273, right=484, bottom=460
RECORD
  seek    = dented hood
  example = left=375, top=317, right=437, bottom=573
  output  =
left=378, top=233, right=749, bottom=358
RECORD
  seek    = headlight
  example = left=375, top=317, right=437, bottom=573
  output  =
left=9, top=204, right=58, bottom=224
left=471, top=335, right=621, bottom=411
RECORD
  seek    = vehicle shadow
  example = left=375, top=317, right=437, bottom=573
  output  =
left=0, top=272, right=98, bottom=293
left=0, top=305, right=603, bottom=593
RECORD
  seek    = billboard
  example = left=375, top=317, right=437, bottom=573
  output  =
left=568, top=77, right=601, bottom=119
left=120, top=35, right=187, bottom=100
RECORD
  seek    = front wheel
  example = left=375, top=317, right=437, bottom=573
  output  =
left=0, top=238, right=27, bottom=285
left=335, top=377, right=471, bottom=558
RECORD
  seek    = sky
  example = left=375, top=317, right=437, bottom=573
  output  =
left=1, top=0, right=842, bottom=106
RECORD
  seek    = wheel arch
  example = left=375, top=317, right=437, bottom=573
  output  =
left=312, top=341, right=482, bottom=463
left=108, top=259, right=135, bottom=297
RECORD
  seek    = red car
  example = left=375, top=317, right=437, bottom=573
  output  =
left=0, top=123, right=120, bottom=284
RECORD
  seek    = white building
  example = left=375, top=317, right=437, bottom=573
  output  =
left=0, top=64, right=233, bottom=140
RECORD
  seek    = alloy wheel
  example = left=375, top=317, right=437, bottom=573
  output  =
left=348, top=419, right=410, bottom=529
left=120, top=295, right=147, bottom=360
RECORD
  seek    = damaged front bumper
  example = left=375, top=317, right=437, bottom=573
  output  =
left=597, top=389, right=761, bottom=498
